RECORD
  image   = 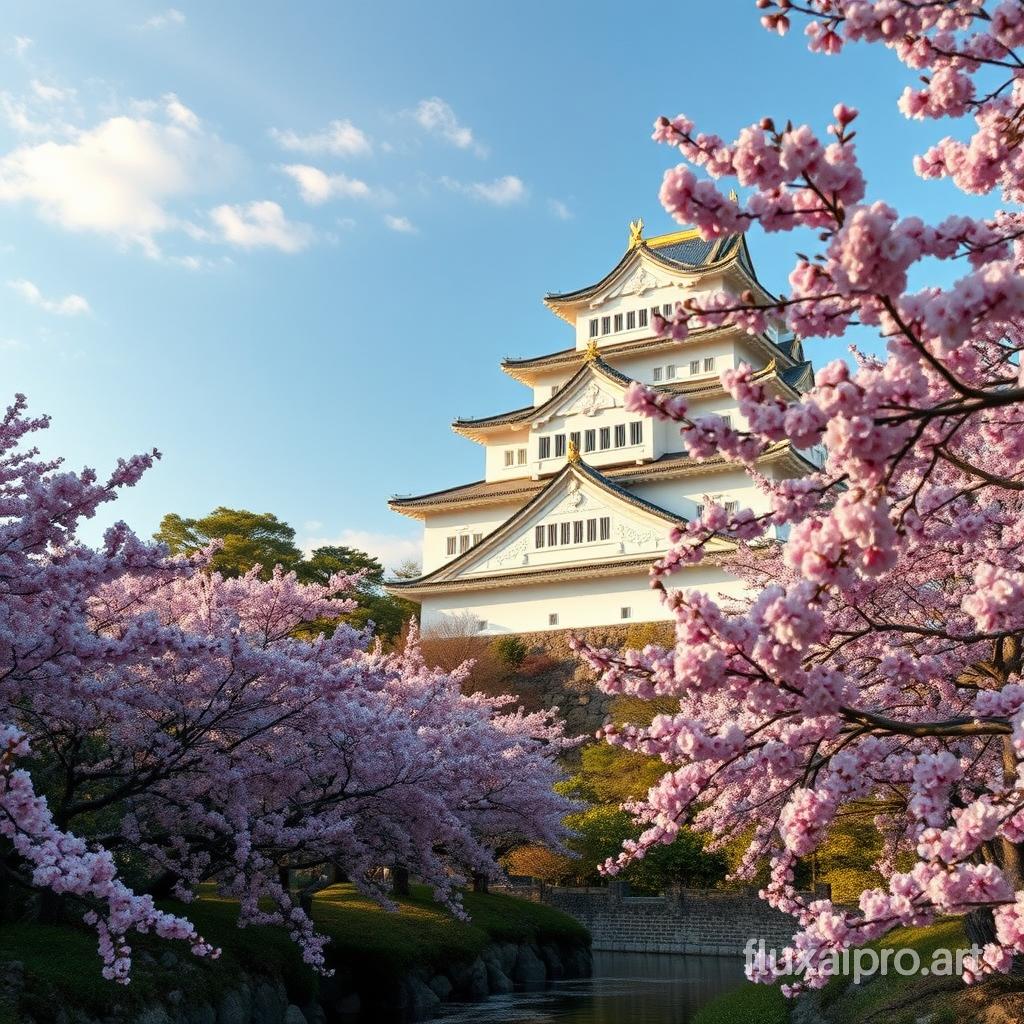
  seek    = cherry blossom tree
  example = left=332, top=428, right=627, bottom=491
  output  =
left=0, top=395, right=572, bottom=982
left=575, top=0, right=1024, bottom=993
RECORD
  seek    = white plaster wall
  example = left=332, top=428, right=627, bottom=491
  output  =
left=421, top=501, right=523, bottom=573
left=633, top=468, right=772, bottom=520
left=419, top=562, right=750, bottom=634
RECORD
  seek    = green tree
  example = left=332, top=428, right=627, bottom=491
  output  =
left=155, top=507, right=303, bottom=579
left=298, top=544, right=413, bottom=640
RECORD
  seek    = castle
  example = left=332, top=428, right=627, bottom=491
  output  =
left=385, top=220, right=819, bottom=633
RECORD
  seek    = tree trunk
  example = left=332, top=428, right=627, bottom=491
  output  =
left=278, top=865, right=291, bottom=893
left=392, top=866, right=410, bottom=897
left=472, top=872, right=489, bottom=894
left=145, top=870, right=181, bottom=900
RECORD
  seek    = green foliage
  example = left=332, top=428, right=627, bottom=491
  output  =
left=155, top=509, right=415, bottom=640
left=1, top=883, right=587, bottom=1021
left=155, top=507, right=303, bottom=579
left=491, top=634, right=528, bottom=668
left=692, top=982, right=789, bottom=1024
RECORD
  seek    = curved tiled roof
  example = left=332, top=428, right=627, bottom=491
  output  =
left=386, top=459, right=685, bottom=593
left=389, top=443, right=817, bottom=519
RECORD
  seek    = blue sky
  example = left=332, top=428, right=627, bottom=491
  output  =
left=1, top=2, right=980, bottom=568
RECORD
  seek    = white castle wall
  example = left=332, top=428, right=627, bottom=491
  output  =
left=418, top=562, right=749, bottom=634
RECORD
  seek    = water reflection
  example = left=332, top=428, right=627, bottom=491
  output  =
left=433, top=952, right=746, bottom=1024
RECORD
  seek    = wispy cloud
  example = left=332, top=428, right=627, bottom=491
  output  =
left=548, top=198, right=572, bottom=221
left=210, top=200, right=313, bottom=253
left=442, top=174, right=527, bottom=206
left=8, top=278, right=90, bottom=315
left=270, top=119, right=371, bottom=157
left=12, top=36, right=32, bottom=58
left=142, top=8, right=185, bottom=30
left=30, top=80, right=76, bottom=104
left=384, top=214, right=416, bottom=234
left=280, top=164, right=372, bottom=205
left=412, top=97, right=485, bottom=156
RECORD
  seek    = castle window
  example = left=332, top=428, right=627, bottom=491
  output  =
left=504, top=449, right=515, bottom=467
left=695, top=503, right=704, bottom=519
left=663, top=303, right=673, bottom=317
left=586, top=518, right=597, bottom=542
left=638, top=308, right=648, bottom=327
left=650, top=306, right=660, bottom=322
left=539, top=436, right=551, bottom=459
left=599, top=516, right=611, bottom=540
left=570, top=430, right=581, bottom=450
left=721, top=414, right=732, bottom=429
left=653, top=367, right=663, bottom=382
left=535, top=525, right=545, bottom=548
left=614, top=424, right=626, bottom=447
left=548, top=613, right=559, bottom=626
left=613, top=313, right=623, bottom=332
left=555, top=433, right=566, bottom=457
left=725, top=501, right=738, bottom=515
left=599, top=427, right=611, bottom=450
left=472, top=532, right=483, bottom=545
left=584, top=429, right=596, bottom=452
left=620, top=607, right=632, bottom=620
left=601, top=316, right=611, bottom=335
left=589, top=318, right=599, bottom=338
left=547, top=523, right=557, bottom=546
left=446, top=537, right=457, bottom=556
left=630, top=421, right=643, bottom=445
left=573, top=520, right=584, bottom=543
left=690, top=359, right=700, bottom=375
left=459, top=535, right=470, bottom=553
left=704, top=356, right=715, bottom=372
left=560, top=522, right=571, bottom=545
left=626, top=311, right=636, bottom=330
left=666, top=364, right=676, bottom=379
left=517, top=447, right=527, bottom=465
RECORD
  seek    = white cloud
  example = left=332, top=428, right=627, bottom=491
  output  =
left=300, top=528, right=422, bottom=573
left=270, top=119, right=371, bottom=157
left=384, top=214, right=416, bottom=233
left=8, top=278, right=90, bottom=315
left=210, top=200, right=313, bottom=253
left=443, top=174, right=527, bottom=206
left=413, top=97, right=485, bottom=155
left=548, top=198, right=572, bottom=220
left=143, top=8, right=185, bottom=29
left=0, top=94, right=234, bottom=256
left=30, top=80, right=76, bottom=104
left=12, top=36, right=32, bottom=57
left=280, top=163, right=372, bottom=205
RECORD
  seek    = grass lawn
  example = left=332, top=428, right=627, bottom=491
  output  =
left=692, top=981, right=788, bottom=1024
left=0, top=882, right=588, bottom=1022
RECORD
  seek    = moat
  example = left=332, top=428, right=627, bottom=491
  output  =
left=432, top=952, right=745, bottom=1024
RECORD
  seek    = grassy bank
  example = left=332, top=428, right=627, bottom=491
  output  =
left=1, top=882, right=588, bottom=1023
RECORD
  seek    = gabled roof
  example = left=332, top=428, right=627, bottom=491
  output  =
left=456, top=356, right=806, bottom=442
left=389, top=442, right=818, bottom=519
left=385, top=458, right=687, bottom=595
left=500, top=323, right=802, bottom=387
left=543, top=226, right=766, bottom=322
left=452, top=355, right=632, bottom=440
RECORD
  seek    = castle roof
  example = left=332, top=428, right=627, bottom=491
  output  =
left=542, top=223, right=772, bottom=328
left=454, top=354, right=812, bottom=441
left=385, top=458, right=692, bottom=597
left=389, top=441, right=816, bottom=520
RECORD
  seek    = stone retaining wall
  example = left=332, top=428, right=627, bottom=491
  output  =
left=539, top=882, right=799, bottom=956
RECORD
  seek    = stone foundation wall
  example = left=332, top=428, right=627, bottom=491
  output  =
left=540, top=883, right=797, bottom=956
left=504, top=623, right=673, bottom=738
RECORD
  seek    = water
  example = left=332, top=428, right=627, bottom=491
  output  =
left=432, top=952, right=747, bottom=1024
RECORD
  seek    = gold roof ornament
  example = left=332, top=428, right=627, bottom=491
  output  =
left=567, top=438, right=581, bottom=464
left=584, top=338, right=600, bottom=362
left=628, top=217, right=644, bottom=249
left=728, top=188, right=739, bottom=203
